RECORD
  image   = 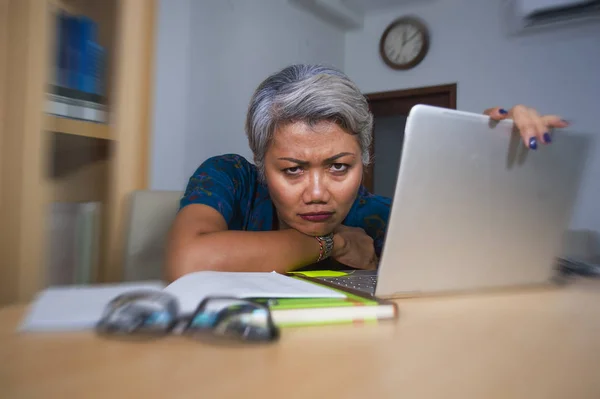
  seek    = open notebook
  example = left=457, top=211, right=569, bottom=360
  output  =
left=19, top=271, right=398, bottom=331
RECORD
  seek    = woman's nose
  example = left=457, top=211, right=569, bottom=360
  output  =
left=303, top=171, right=330, bottom=204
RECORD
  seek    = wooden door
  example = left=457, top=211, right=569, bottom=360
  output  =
left=363, top=83, right=457, bottom=193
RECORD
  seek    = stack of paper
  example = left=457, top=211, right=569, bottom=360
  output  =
left=18, top=272, right=347, bottom=332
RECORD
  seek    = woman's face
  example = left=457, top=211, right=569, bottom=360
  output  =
left=263, top=120, right=364, bottom=236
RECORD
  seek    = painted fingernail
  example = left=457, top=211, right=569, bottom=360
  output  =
left=529, top=137, right=537, bottom=150
left=499, top=108, right=508, bottom=115
left=561, top=119, right=570, bottom=124
left=543, top=132, right=552, bottom=143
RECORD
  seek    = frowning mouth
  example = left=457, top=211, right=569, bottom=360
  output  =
left=299, top=212, right=334, bottom=222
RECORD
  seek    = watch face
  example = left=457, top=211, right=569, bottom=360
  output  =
left=380, top=16, right=429, bottom=70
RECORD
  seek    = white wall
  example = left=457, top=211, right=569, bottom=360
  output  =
left=183, top=0, right=345, bottom=181
left=150, top=0, right=344, bottom=190
left=345, top=0, right=600, bottom=232
left=149, top=0, right=192, bottom=191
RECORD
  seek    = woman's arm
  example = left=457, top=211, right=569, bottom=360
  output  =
left=165, top=203, right=335, bottom=281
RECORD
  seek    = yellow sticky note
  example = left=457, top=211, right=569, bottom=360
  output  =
left=290, top=270, right=349, bottom=278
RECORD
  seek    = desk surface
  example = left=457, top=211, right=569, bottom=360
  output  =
left=1, top=279, right=600, bottom=399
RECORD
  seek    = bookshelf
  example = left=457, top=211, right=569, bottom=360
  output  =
left=45, top=115, right=112, bottom=140
left=0, top=0, right=156, bottom=305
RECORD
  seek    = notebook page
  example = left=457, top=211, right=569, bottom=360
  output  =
left=19, top=281, right=166, bottom=332
left=163, top=271, right=346, bottom=315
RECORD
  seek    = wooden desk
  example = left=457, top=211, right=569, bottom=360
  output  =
left=1, top=279, right=600, bottom=399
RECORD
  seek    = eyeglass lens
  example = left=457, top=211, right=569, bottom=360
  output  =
left=186, top=298, right=279, bottom=342
left=96, top=291, right=178, bottom=335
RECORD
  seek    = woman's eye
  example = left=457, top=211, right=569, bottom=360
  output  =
left=330, top=163, right=348, bottom=173
left=284, top=166, right=302, bottom=175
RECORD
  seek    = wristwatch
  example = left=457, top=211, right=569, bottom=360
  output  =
left=315, top=233, right=334, bottom=262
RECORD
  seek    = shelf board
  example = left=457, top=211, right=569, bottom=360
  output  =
left=44, top=115, right=113, bottom=140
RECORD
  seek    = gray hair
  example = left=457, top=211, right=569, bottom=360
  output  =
left=245, top=64, right=373, bottom=181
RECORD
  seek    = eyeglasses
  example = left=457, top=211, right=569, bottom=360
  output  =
left=96, top=290, right=280, bottom=343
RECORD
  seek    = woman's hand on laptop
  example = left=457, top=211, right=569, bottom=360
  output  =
left=331, top=225, right=378, bottom=270
left=483, top=105, right=569, bottom=150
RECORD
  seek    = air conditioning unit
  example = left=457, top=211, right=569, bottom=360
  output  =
left=504, top=0, right=600, bottom=33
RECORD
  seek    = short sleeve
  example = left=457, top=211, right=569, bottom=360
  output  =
left=179, top=154, right=252, bottom=225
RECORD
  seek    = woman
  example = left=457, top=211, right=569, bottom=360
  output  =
left=165, top=64, right=568, bottom=281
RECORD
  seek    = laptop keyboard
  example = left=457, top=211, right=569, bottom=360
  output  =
left=318, top=275, right=377, bottom=295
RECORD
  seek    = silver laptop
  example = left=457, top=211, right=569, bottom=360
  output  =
left=317, top=104, right=591, bottom=298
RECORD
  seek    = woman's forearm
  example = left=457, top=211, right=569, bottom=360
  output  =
left=166, top=229, right=333, bottom=280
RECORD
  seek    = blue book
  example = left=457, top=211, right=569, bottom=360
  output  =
left=77, top=16, right=97, bottom=93
left=66, top=14, right=81, bottom=90
left=51, top=12, right=106, bottom=100
left=55, top=11, right=69, bottom=87
left=85, top=42, right=105, bottom=96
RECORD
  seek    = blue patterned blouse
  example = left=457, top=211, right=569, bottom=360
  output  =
left=180, top=154, right=391, bottom=266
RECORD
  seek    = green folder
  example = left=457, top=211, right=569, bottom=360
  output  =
left=252, top=271, right=399, bottom=328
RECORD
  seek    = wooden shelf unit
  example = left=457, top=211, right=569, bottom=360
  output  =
left=45, top=115, right=113, bottom=140
left=0, top=0, right=156, bottom=305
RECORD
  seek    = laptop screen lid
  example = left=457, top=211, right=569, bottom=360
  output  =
left=375, top=104, right=592, bottom=298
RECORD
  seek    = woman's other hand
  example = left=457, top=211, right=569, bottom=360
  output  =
left=331, top=225, right=378, bottom=270
left=484, top=105, right=569, bottom=150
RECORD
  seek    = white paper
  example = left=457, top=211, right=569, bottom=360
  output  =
left=19, top=281, right=165, bottom=332
left=18, top=272, right=346, bottom=332
left=163, top=271, right=346, bottom=315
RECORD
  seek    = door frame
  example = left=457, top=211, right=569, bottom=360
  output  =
left=363, top=83, right=457, bottom=193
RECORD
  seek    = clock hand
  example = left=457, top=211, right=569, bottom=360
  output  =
left=405, top=30, right=420, bottom=44
left=395, top=29, right=408, bottom=60
left=401, top=28, right=408, bottom=45
left=397, top=44, right=406, bottom=62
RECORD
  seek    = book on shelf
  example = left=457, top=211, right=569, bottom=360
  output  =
left=46, top=202, right=102, bottom=287
left=47, top=9, right=108, bottom=124
left=46, top=85, right=107, bottom=124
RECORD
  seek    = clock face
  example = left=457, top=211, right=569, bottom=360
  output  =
left=380, top=17, right=430, bottom=70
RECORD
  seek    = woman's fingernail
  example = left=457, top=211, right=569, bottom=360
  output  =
left=529, top=137, right=538, bottom=150
left=499, top=108, right=508, bottom=115
left=561, top=119, right=570, bottom=124
left=543, top=132, right=552, bottom=143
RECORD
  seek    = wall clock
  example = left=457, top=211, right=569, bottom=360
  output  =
left=379, top=16, right=430, bottom=70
